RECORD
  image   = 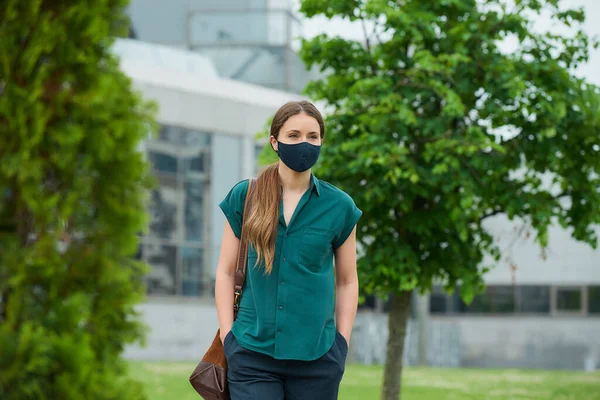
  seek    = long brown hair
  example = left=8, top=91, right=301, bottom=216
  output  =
left=245, top=101, right=325, bottom=274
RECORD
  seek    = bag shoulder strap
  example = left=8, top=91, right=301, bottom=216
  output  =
left=233, top=178, right=255, bottom=316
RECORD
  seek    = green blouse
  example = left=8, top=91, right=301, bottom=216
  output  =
left=219, top=175, right=362, bottom=361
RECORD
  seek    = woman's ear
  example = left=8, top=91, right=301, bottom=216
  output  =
left=270, top=136, right=278, bottom=152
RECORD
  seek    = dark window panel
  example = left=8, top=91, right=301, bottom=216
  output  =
left=459, top=286, right=516, bottom=313
left=556, top=288, right=582, bottom=312
left=148, top=151, right=178, bottom=174
left=184, top=179, right=205, bottom=242
left=430, top=286, right=448, bottom=314
left=448, top=288, right=463, bottom=313
left=518, top=286, right=550, bottom=314
left=182, top=152, right=208, bottom=174
left=182, top=247, right=204, bottom=297
left=145, top=244, right=177, bottom=295
left=491, top=286, right=516, bottom=313
left=148, top=176, right=179, bottom=241
left=459, top=293, right=487, bottom=313
left=589, top=286, right=600, bottom=314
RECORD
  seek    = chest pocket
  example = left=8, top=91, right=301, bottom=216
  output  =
left=299, top=227, right=334, bottom=271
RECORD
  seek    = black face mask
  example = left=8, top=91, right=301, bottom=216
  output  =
left=276, top=141, right=321, bottom=173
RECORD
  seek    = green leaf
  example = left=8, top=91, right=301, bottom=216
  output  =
left=432, top=163, right=449, bottom=175
left=542, top=127, right=557, bottom=138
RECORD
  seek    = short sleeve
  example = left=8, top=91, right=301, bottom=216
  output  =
left=218, top=179, right=250, bottom=239
left=333, top=195, right=362, bottom=249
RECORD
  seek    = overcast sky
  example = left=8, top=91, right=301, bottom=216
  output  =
left=293, top=0, right=600, bottom=85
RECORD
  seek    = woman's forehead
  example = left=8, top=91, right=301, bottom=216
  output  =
left=281, top=114, right=321, bottom=131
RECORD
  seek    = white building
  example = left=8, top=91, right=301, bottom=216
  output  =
left=118, top=2, right=600, bottom=370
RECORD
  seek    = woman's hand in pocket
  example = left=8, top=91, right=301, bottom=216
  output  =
left=220, top=328, right=231, bottom=345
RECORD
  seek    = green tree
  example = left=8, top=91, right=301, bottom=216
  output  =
left=0, top=1, right=157, bottom=399
left=297, top=0, right=600, bottom=399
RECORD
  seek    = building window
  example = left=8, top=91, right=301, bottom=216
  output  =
left=144, top=243, right=177, bottom=295
left=148, top=175, right=179, bottom=241
left=181, top=247, right=204, bottom=297
left=148, top=152, right=177, bottom=174
left=555, top=287, right=583, bottom=312
left=429, top=285, right=600, bottom=316
left=184, top=180, right=205, bottom=242
left=517, top=286, right=550, bottom=314
left=141, top=124, right=212, bottom=297
left=459, top=285, right=516, bottom=314
left=430, top=286, right=449, bottom=314
left=589, top=286, right=600, bottom=315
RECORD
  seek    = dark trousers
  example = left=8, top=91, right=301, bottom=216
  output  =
left=223, top=331, right=348, bottom=400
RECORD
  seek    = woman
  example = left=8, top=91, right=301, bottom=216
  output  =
left=214, top=100, right=362, bottom=400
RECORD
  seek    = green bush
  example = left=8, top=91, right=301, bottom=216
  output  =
left=0, top=1, right=157, bottom=399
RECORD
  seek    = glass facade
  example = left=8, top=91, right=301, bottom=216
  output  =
left=142, top=125, right=212, bottom=297
left=426, top=284, right=599, bottom=316
left=358, top=285, right=599, bottom=317
left=589, top=286, right=600, bottom=314
left=430, top=286, right=450, bottom=314
left=460, top=286, right=516, bottom=313
left=517, top=286, right=551, bottom=313
left=556, top=287, right=583, bottom=312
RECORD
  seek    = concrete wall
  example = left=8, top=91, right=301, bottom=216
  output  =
left=123, top=300, right=219, bottom=361
left=350, top=312, right=600, bottom=371
left=124, top=304, right=600, bottom=372
left=450, top=316, right=600, bottom=370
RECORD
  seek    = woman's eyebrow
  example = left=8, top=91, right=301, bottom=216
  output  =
left=284, top=129, right=320, bottom=134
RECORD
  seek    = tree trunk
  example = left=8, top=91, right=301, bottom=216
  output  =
left=382, top=290, right=413, bottom=400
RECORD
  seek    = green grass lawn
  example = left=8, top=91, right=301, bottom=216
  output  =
left=128, top=362, right=600, bottom=400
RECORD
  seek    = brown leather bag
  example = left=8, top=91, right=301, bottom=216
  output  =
left=189, top=178, right=255, bottom=400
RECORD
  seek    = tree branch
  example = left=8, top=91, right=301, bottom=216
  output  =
left=371, top=15, right=384, bottom=46
left=479, top=190, right=570, bottom=223
left=361, top=14, right=372, bottom=54
left=480, top=208, right=504, bottom=222
left=361, top=13, right=379, bottom=77
left=459, top=157, right=483, bottom=185
left=394, top=78, right=431, bottom=91
left=415, top=129, right=454, bottom=144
